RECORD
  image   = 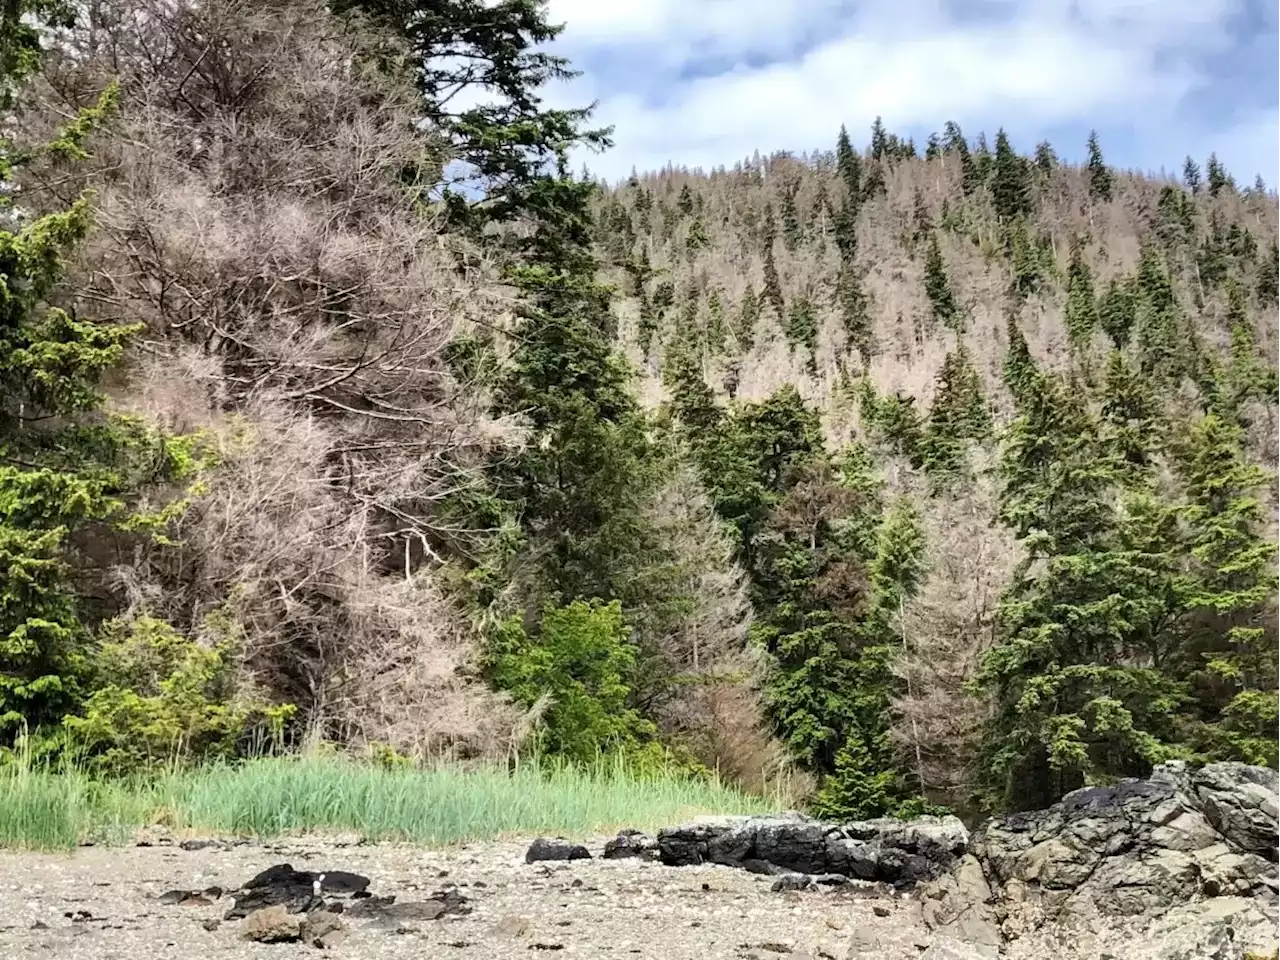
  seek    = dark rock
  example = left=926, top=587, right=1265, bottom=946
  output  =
left=179, top=839, right=221, bottom=851
left=770, top=874, right=813, bottom=892
left=525, top=838, right=592, bottom=863
left=226, top=864, right=371, bottom=919
left=656, top=813, right=966, bottom=887
left=347, top=888, right=471, bottom=922
left=602, top=829, right=658, bottom=860
left=158, top=890, right=213, bottom=907
left=202, top=919, right=221, bottom=932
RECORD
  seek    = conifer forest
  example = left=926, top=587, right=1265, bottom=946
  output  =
left=1, top=0, right=1276, bottom=817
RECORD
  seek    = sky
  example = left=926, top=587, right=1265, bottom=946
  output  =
left=536, top=0, right=1278, bottom=186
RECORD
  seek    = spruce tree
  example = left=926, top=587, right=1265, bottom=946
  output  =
left=991, top=129, right=1032, bottom=221
left=923, top=232, right=961, bottom=331
left=835, top=124, right=862, bottom=244
left=761, top=203, right=786, bottom=320
left=838, top=261, right=873, bottom=362
left=1174, top=415, right=1278, bottom=766
left=1005, top=217, right=1042, bottom=298
left=345, top=0, right=612, bottom=234
left=1065, top=239, right=1100, bottom=350
left=677, top=183, right=694, bottom=215
left=1086, top=130, right=1113, bottom=202
left=972, top=132, right=992, bottom=185
left=785, top=295, right=818, bottom=371
left=976, top=375, right=1182, bottom=810
left=1257, top=239, right=1278, bottom=306
left=869, top=116, right=888, bottom=161
left=1099, top=276, right=1138, bottom=348
left=1002, top=312, right=1040, bottom=408
left=1206, top=153, right=1233, bottom=197
left=780, top=181, right=803, bottom=252
left=1134, top=243, right=1181, bottom=383
left=735, top=288, right=760, bottom=353
left=1100, top=350, right=1162, bottom=476
left=943, top=122, right=979, bottom=196
left=925, top=133, right=942, bottom=161
left=920, top=346, right=991, bottom=479
left=1034, top=141, right=1057, bottom=177
left=1183, top=156, right=1202, bottom=194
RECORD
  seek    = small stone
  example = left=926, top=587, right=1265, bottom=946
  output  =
left=242, top=905, right=302, bottom=943
left=525, top=838, right=591, bottom=863
left=202, top=919, right=221, bottom=932
left=301, top=910, right=346, bottom=948
left=495, top=915, right=532, bottom=939
left=770, top=874, right=814, bottom=893
left=872, top=904, right=891, bottom=918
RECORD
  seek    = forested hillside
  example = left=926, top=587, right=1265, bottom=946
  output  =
left=1, top=0, right=1275, bottom=818
left=591, top=127, right=1280, bottom=812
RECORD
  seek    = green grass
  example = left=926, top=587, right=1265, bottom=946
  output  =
left=0, top=755, right=776, bottom=851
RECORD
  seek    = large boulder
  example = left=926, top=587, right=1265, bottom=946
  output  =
left=657, top=812, right=967, bottom=887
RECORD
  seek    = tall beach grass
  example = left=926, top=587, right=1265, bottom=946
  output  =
left=0, top=754, right=778, bottom=851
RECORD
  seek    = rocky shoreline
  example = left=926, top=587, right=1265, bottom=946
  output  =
left=0, top=762, right=1274, bottom=960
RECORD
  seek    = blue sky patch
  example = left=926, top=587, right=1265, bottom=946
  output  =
left=539, top=0, right=1277, bottom=185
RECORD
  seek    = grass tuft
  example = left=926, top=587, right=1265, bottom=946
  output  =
left=0, top=755, right=775, bottom=851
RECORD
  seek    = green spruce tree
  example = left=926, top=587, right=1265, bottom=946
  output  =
left=992, top=129, right=1032, bottom=221
left=1086, top=130, right=1113, bottom=203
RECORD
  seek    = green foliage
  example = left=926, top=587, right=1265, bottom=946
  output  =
left=63, top=616, right=291, bottom=774
left=991, top=129, right=1032, bottom=222
left=1257, top=240, right=1278, bottom=305
left=1002, top=312, right=1040, bottom=408
left=923, top=232, right=961, bottom=331
left=921, top=346, right=991, bottom=480
left=1099, top=276, right=1138, bottom=348
left=1100, top=350, right=1162, bottom=477
left=341, top=0, right=611, bottom=235
left=976, top=375, right=1183, bottom=810
left=1065, top=240, right=1100, bottom=350
left=1086, top=131, right=1113, bottom=203
left=1033, top=141, right=1057, bottom=177
left=1173, top=415, right=1278, bottom=767
left=1156, top=186, right=1196, bottom=248
left=837, top=261, right=873, bottom=362
left=761, top=204, right=786, bottom=319
left=1206, top=153, right=1233, bottom=197
left=858, top=380, right=925, bottom=467
left=785, top=295, right=818, bottom=370
left=1134, top=244, right=1182, bottom=384
left=1183, top=157, right=1202, bottom=194
left=1004, top=216, right=1043, bottom=299
left=484, top=600, right=656, bottom=765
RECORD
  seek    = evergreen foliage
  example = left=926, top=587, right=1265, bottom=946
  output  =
left=1086, top=130, right=1113, bottom=202
left=976, top=374, right=1182, bottom=810
left=992, top=129, right=1032, bottom=222
left=1065, top=239, right=1100, bottom=350
left=923, top=233, right=961, bottom=331
left=920, top=347, right=991, bottom=479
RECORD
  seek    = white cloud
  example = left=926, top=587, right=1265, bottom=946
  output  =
left=537, top=0, right=1254, bottom=180
left=1204, top=110, right=1280, bottom=185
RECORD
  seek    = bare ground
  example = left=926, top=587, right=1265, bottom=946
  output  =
left=0, top=834, right=952, bottom=960
left=0, top=836, right=1223, bottom=960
